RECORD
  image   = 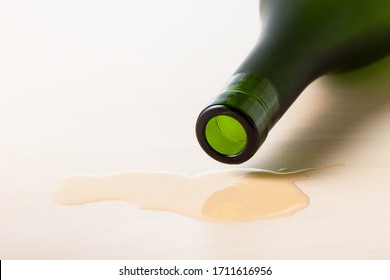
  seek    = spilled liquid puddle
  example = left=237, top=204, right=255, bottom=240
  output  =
left=52, top=167, right=335, bottom=222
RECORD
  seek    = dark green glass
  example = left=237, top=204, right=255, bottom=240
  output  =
left=196, top=0, right=390, bottom=164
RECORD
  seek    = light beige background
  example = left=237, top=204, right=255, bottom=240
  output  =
left=1, top=0, right=390, bottom=259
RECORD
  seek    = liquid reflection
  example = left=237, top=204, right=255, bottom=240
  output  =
left=201, top=171, right=309, bottom=221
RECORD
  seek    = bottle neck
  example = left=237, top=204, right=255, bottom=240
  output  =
left=195, top=35, right=322, bottom=164
left=235, top=36, right=322, bottom=117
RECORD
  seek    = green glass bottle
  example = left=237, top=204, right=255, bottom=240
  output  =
left=196, top=0, right=390, bottom=164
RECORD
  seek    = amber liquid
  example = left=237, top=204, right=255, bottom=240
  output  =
left=52, top=167, right=339, bottom=222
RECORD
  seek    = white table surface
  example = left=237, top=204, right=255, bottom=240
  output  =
left=1, top=0, right=390, bottom=259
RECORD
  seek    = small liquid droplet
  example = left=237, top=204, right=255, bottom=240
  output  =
left=52, top=166, right=340, bottom=222
left=278, top=168, right=290, bottom=172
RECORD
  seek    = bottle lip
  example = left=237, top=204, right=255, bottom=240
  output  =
left=195, top=104, right=262, bottom=164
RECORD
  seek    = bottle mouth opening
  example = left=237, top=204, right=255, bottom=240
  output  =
left=196, top=105, right=262, bottom=164
left=205, top=115, right=247, bottom=156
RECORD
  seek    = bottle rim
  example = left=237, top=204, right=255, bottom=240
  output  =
left=195, top=104, right=262, bottom=164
